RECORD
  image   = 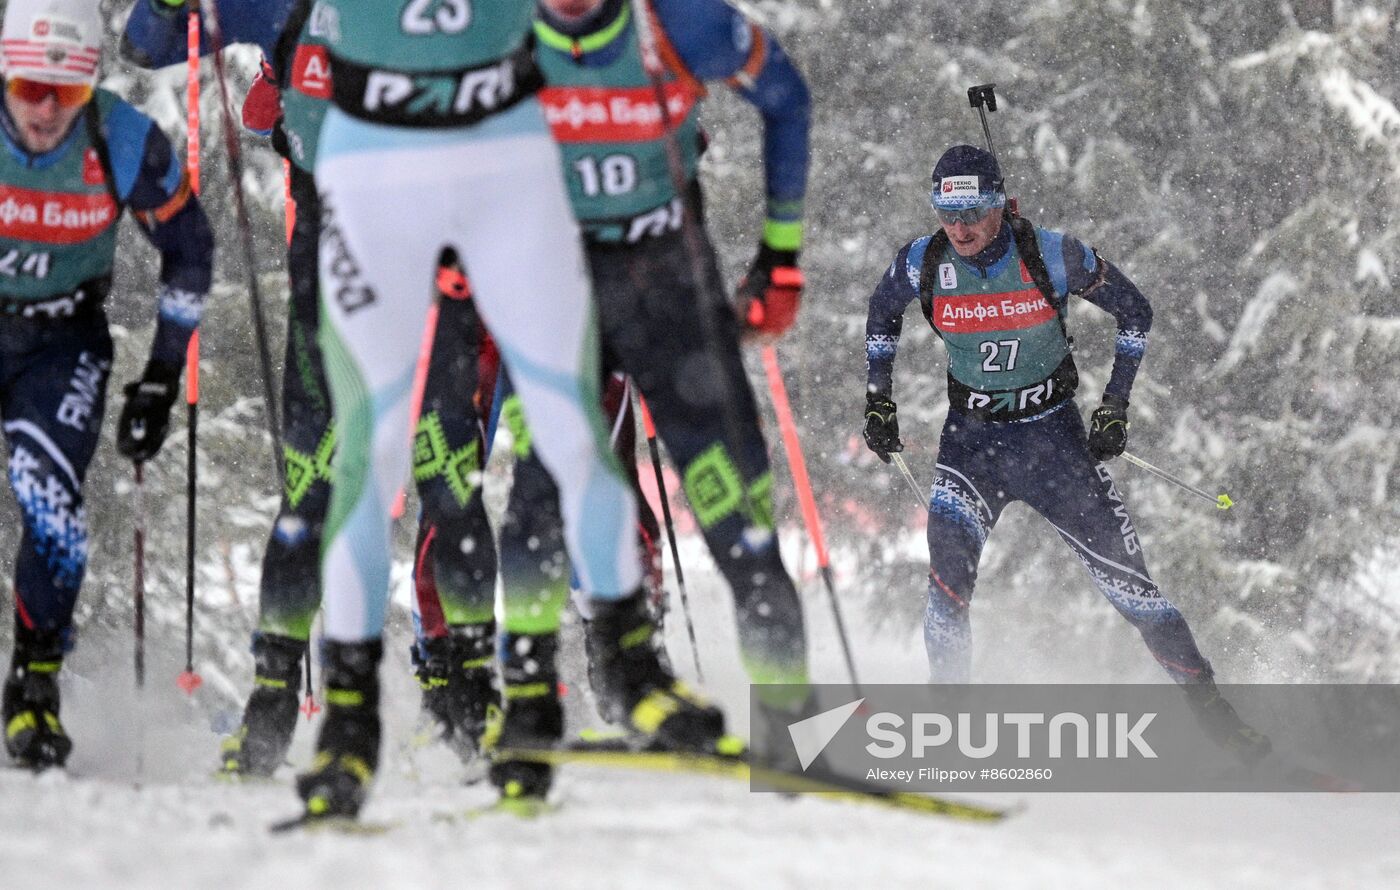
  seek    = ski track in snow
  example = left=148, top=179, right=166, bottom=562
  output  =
left=4, top=558, right=1398, bottom=889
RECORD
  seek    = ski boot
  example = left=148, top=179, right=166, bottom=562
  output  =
left=295, top=640, right=382, bottom=821
left=3, top=626, right=71, bottom=770
left=219, top=633, right=304, bottom=777
left=586, top=590, right=727, bottom=753
left=486, top=632, right=563, bottom=802
left=413, top=623, right=499, bottom=763
left=1183, top=676, right=1272, bottom=766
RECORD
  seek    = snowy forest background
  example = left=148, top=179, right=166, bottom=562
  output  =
left=3, top=0, right=1399, bottom=712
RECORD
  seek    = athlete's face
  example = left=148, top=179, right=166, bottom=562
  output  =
left=941, top=207, right=1004, bottom=257
left=542, top=0, right=605, bottom=19
left=3, top=87, right=85, bottom=154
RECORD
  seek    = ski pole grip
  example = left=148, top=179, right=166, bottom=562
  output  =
left=968, top=83, right=997, bottom=111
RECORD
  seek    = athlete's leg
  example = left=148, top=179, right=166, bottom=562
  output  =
left=1, top=310, right=112, bottom=766
left=412, top=289, right=497, bottom=632
left=314, top=125, right=457, bottom=644
left=306, top=114, right=469, bottom=815
left=2, top=313, right=111, bottom=640
left=1013, top=404, right=1211, bottom=684
left=495, top=379, right=571, bottom=642
left=924, top=414, right=1008, bottom=682
left=591, top=232, right=807, bottom=695
left=256, top=168, right=333, bottom=645
left=451, top=103, right=640, bottom=606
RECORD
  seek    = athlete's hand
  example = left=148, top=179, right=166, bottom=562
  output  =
left=117, top=362, right=181, bottom=463
left=739, top=244, right=803, bottom=339
left=242, top=59, right=282, bottom=138
left=864, top=393, right=903, bottom=463
left=1087, top=395, right=1129, bottom=461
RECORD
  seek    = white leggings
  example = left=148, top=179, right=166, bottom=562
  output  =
left=314, top=99, right=639, bottom=642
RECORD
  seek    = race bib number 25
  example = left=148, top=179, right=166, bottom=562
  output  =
left=401, top=0, right=472, bottom=34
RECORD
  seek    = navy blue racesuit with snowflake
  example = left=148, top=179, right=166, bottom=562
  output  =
left=865, top=219, right=1216, bottom=684
left=0, top=94, right=211, bottom=644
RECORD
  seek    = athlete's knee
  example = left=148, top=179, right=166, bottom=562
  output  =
left=413, top=410, right=485, bottom=516
left=926, top=566, right=971, bottom=617
left=682, top=445, right=774, bottom=532
left=7, top=434, right=88, bottom=590
left=927, top=471, right=991, bottom=550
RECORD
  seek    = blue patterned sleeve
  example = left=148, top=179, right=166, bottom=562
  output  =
left=1045, top=230, right=1152, bottom=403
left=105, top=101, right=213, bottom=371
left=865, top=239, right=926, bottom=399
left=658, top=0, right=809, bottom=247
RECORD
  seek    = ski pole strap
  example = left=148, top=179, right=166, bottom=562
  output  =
left=1120, top=451, right=1234, bottom=510
left=762, top=345, right=830, bottom=567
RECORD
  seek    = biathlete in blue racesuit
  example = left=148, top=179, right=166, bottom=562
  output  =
left=1, top=0, right=212, bottom=769
left=863, top=144, right=1269, bottom=760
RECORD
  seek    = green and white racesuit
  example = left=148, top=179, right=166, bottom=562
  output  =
left=315, top=0, right=640, bottom=642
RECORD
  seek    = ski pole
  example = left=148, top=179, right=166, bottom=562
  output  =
left=176, top=334, right=203, bottom=694
left=172, top=0, right=205, bottom=697
left=890, top=453, right=927, bottom=510
left=133, top=463, right=147, bottom=689
left=200, top=1, right=284, bottom=485
left=186, top=2, right=201, bottom=193
left=762, top=346, right=862, bottom=688
left=391, top=299, right=440, bottom=520
left=1120, top=451, right=1234, bottom=510
left=967, top=84, right=1002, bottom=177
left=636, top=394, right=704, bottom=682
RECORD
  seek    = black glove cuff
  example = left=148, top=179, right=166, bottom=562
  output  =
left=141, top=359, right=183, bottom=387
left=1101, top=393, right=1129, bottom=411
left=866, top=391, right=895, bottom=408
left=755, top=242, right=800, bottom=270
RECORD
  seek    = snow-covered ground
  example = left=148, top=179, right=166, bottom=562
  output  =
left=3, top=552, right=1396, bottom=890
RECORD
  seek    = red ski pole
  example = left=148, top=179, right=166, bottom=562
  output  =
left=761, top=346, right=861, bottom=687
left=175, top=1, right=204, bottom=696
left=178, top=333, right=203, bottom=694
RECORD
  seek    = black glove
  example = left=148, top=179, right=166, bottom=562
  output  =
left=738, top=244, right=803, bottom=338
left=863, top=393, right=903, bottom=463
left=1087, top=395, right=1129, bottom=461
left=117, top=362, right=181, bottom=463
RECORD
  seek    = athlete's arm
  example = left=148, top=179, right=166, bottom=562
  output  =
left=657, top=0, right=809, bottom=251
left=1044, top=231, right=1152, bottom=403
left=120, top=0, right=294, bottom=69
left=865, top=239, right=926, bottom=399
left=105, top=103, right=213, bottom=371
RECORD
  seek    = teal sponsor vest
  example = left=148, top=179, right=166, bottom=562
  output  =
left=323, top=0, right=540, bottom=127
left=0, top=90, right=122, bottom=300
left=918, top=224, right=1077, bottom=418
left=277, top=1, right=335, bottom=172
left=323, top=0, right=532, bottom=70
left=534, top=4, right=701, bottom=242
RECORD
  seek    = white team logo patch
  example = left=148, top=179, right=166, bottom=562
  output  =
left=939, top=175, right=980, bottom=201
left=939, top=262, right=957, bottom=289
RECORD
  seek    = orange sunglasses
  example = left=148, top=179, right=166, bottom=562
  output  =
left=5, top=77, right=93, bottom=109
